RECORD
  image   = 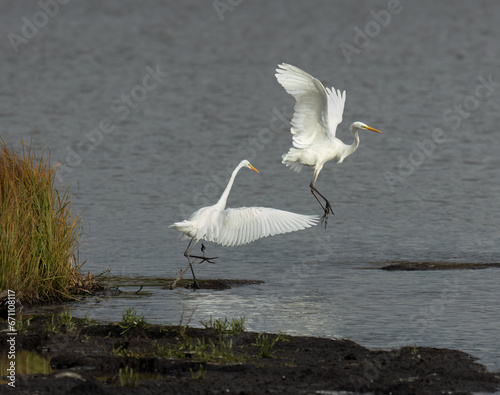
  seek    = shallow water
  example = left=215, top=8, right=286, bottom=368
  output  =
left=2, top=1, right=499, bottom=371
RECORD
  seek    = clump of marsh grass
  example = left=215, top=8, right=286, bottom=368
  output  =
left=0, top=137, right=96, bottom=304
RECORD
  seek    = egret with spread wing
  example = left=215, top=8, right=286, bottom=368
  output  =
left=275, top=63, right=382, bottom=226
left=170, top=159, right=319, bottom=288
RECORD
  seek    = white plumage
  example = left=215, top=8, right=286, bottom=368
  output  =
left=170, top=159, right=319, bottom=287
left=275, top=63, right=346, bottom=149
left=173, top=206, right=317, bottom=248
left=275, top=63, right=382, bottom=226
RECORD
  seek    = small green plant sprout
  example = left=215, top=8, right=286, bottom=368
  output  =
left=119, top=307, right=147, bottom=335
left=118, top=366, right=139, bottom=387
left=83, top=311, right=96, bottom=325
left=155, top=338, right=210, bottom=361
left=252, top=333, right=278, bottom=358
left=406, top=344, right=419, bottom=355
left=183, top=338, right=210, bottom=359
left=154, top=335, right=245, bottom=364
left=200, top=315, right=245, bottom=335
left=159, top=325, right=172, bottom=336
left=208, top=336, right=242, bottom=363
left=229, top=316, right=245, bottom=334
left=275, top=331, right=290, bottom=342
left=190, top=363, right=206, bottom=380
left=45, top=316, right=58, bottom=333
left=111, top=343, right=140, bottom=358
left=15, top=315, right=34, bottom=333
left=59, top=311, right=76, bottom=333
left=177, top=308, right=197, bottom=338
left=112, top=343, right=125, bottom=356
left=154, top=343, right=181, bottom=360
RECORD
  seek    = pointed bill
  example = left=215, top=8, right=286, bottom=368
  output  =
left=249, top=164, right=260, bottom=173
left=364, top=125, right=382, bottom=133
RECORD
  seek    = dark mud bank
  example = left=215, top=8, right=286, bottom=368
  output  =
left=381, top=261, right=500, bottom=271
left=1, top=315, right=499, bottom=394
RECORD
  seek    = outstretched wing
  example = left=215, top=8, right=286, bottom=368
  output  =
left=275, top=63, right=346, bottom=146
left=209, top=206, right=319, bottom=247
left=325, top=86, right=346, bottom=139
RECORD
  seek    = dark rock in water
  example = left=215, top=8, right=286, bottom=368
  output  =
left=165, top=278, right=264, bottom=290
left=94, top=287, right=122, bottom=296
left=186, top=279, right=264, bottom=290
left=381, top=262, right=500, bottom=271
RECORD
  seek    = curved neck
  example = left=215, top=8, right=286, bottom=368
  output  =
left=346, top=126, right=360, bottom=158
left=215, top=162, right=245, bottom=209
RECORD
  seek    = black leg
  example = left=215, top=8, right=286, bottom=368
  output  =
left=187, top=261, right=200, bottom=289
left=183, top=239, right=200, bottom=289
left=310, top=182, right=334, bottom=228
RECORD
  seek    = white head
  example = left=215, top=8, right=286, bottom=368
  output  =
left=240, top=159, right=260, bottom=173
left=350, top=122, right=382, bottom=134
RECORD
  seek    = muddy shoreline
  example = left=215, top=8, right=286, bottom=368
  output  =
left=1, top=314, right=499, bottom=394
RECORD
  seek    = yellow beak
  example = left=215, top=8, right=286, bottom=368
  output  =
left=364, top=125, right=382, bottom=133
left=249, top=164, right=260, bottom=173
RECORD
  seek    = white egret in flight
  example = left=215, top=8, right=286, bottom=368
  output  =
left=275, top=63, right=382, bottom=226
left=170, top=159, right=319, bottom=288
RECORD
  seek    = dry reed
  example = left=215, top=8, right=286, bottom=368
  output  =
left=0, top=137, right=96, bottom=304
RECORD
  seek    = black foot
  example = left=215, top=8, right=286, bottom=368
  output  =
left=188, top=280, right=201, bottom=289
left=321, top=201, right=335, bottom=228
left=188, top=254, right=218, bottom=264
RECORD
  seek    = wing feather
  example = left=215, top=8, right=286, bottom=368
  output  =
left=268, top=214, right=279, bottom=235
left=211, top=207, right=319, bottom=247
left=325, top=87, right=346, bottom=139
left=275, top=63, right=346, bottom=145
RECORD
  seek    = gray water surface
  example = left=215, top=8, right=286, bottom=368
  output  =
left=2, top=1, right=499, bottom=371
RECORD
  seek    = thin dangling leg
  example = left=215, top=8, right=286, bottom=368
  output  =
left=310, top=184, right=334, bottom=227
left=183, top=238, right=200, bottom=289
left=310, top=183, right=334, bottom=214
left=310, top=168, right=334, bottom=228
left=310, top=182, right=327, bottom=212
